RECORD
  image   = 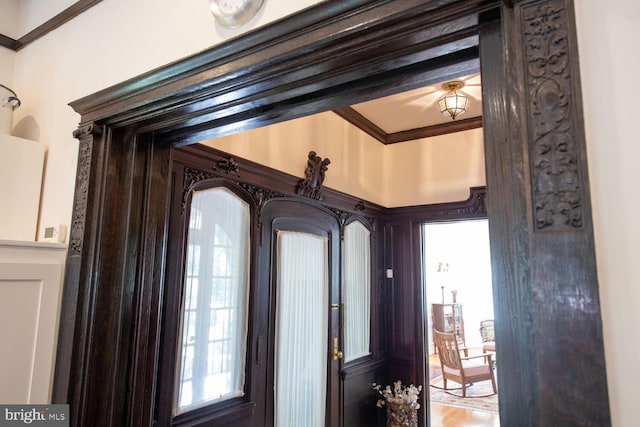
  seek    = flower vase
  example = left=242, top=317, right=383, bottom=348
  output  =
left=386, top=402, right=417, bottom=427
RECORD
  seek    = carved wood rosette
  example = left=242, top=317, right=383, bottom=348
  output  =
left=522, top=0, right=584, bottom=231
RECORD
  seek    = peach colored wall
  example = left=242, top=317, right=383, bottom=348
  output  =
left=383, top=127, right=485, bottom=207
left=204, top=115, right=485, bottom=207
left=203, top=112, right=387, bottom=205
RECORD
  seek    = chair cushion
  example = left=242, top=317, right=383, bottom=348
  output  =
left=464, top=364, right=491, bottom=377
left=483, top=341, right=496, bottom=352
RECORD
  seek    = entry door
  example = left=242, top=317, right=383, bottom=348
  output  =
left=265, top=202, right=341, bottom=427
left=274, top=230, right=329, bottom=426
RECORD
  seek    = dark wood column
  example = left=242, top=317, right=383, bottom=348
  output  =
left=53, top=125, right=171, bottom=426
left=482, top=1, right=610, bottom=425
left=52, top=123, right=108, bottom=413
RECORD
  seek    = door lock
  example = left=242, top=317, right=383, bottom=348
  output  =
left=332, top=337, right=343, bottom=360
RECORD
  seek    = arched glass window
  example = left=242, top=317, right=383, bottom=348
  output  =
left=175, top=187, right=250, bottom=414
left=342, top=221, right=371, bottom=362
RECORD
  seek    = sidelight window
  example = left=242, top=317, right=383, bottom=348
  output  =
left=343, top=220, right=371, bottom=362
left=175, top=187, right=250, bottom=414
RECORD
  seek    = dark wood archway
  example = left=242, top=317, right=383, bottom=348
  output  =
left=53, top=0, right=610, bottom=426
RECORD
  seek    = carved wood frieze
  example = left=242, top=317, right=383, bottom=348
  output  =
left=522, top=0, right=583, bottom=230
left=180, top=161, right=379, bottom=247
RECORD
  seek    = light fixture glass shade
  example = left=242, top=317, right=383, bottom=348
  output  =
left=437, top=81, right=467, bottom=120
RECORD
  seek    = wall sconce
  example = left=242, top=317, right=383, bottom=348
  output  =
left=437, top=81, right=467, bottom=120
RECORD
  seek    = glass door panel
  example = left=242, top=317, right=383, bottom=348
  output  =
left=274, top=231, right=328, bottom=427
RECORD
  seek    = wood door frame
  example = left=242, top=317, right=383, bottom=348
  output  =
left=53, top=1, right=611, bottom=426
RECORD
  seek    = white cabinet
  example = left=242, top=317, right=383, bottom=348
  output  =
left=0, top=240, right=66, bottom=403
left=0, top=134, right=45, bottom=241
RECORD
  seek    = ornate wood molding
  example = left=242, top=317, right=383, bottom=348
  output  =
left=180, top=166, right=216, bottom=214
left=435, top=186, right=487, bottom=218
left=296, top=151, right=331, bottom=201
left=68, top=140, right=92, bottom=256
left=215, top=157, right=239, bottom=174
left=56, top=1, right=610, bottom=426
left=180, top=157, right=241, bottom=211
left=68, top=123, right=104, bottom=256
left=522, top=0, right=583, bottom=231
left=180, top=163, right=290, bottom=243
left=72, top=123, right=103, bottom=139
left=388, top=186, right=487, bottom=221
left=178, top=151, right=381, bottom=248
left=333, top=107, right=483, bottom=144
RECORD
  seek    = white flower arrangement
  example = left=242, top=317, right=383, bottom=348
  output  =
left=372, top=380, right=422, bottom=409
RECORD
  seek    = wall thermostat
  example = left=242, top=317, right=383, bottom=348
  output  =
left=41, top=224, right=67, bottom=243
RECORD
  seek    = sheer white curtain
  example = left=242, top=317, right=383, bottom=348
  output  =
left=275, top=231, right=328, bottom=427
left=176, top=187, right=250, bottom=414
left=343, top=221, right=371, bottom=362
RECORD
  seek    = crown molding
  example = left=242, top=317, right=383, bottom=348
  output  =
left=334, top=106, right=483, bottom=144
left=0, top=0, right=102, bottom=51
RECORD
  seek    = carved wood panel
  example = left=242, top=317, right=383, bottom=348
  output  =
left=522, top=0, right=584, bottom=231
left=68, top=124, right=102, bottom=256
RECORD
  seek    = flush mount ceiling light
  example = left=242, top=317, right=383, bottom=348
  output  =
left=437, top=81, right=468, bottom=120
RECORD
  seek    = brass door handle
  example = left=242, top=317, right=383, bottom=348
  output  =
left=332, top=337, right=343, bottom=360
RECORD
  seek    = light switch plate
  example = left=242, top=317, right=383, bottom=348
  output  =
left=41, top=224, right=67, bottom=243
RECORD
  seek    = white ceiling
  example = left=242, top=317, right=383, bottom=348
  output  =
left=350, top=73, right=482, bottom=134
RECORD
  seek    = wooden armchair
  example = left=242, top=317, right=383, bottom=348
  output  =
left=433, top=329, right=497, bottom=397
left=479, top=319, right=496, bottom=353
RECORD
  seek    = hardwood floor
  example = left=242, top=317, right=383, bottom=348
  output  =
left=428, top=353, right=500, bottom=427
left=429, top=403, right=500, bottom=427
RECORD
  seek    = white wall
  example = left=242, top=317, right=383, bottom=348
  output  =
left=423, top=220, right=493, bottom=352
left=575, top=2, right=640, bottom=425
left=6, top=0, right=320, bottom=242
left=17, top=0, right=77, bottom=35
left=1, top=0, right=638, bottom=424
left=0, top=0, right=18, bottom=88
left=0, top=0, right=20, bottom=39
